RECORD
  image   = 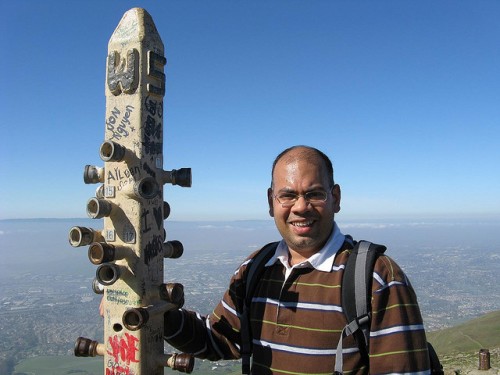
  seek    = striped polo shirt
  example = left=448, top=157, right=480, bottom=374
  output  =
left=164, top=223, right=431, bottom=374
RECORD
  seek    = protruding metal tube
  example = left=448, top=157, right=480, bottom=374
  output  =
left=162, top=353, right=195, bottom=373
left=87, top=198, right=112, bottom=219
left=135, top=177, right=159, bottom=199
left=163, top=201, right=171, bottom=219
left=159, top=283, right=185, bottom=308
left=123, top=177, right=160, bottom=200
left=96, top=263, right=121, bottom=286
left=68, top=226, right=104, bottom=247
left=83, top=165, right=105, bottom=184
left=92, top=278, right=104, bottom=295
left=161, top=168, right=192, bottom=187
left=163, top=240, right=183, bottom=259
left=74, top=337, right=106, bottom=357
left=122, top=307, right=149, bottom=331
left=100, top=140, right=126, bottom=161
left=123, top=303, right=171, bottom=331
left=88, top=242, right=125, bottom=265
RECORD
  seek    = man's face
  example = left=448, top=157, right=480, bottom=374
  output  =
left=267, top=154, right=341, bottom=260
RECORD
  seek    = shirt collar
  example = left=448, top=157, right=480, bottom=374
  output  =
left=265, top=221, right=345, bottom=272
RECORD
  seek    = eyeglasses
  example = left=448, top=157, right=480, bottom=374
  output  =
left=273, top=190, right=329, bottom=208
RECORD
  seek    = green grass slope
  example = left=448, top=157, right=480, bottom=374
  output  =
left=427, top=310, right=500, bottom=372
left=427, top=310, right=500, bottom=355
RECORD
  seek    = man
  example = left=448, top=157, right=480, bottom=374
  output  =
left=164, top=145, right=430, bottom=374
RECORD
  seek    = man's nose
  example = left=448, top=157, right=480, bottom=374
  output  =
left=291, top=195, right=311, bottom=212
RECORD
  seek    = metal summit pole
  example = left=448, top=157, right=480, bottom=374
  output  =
left=69, top=8, right=193, bottom=374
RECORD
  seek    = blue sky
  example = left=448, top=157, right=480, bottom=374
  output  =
left=0, top=0, right=499, bottom=221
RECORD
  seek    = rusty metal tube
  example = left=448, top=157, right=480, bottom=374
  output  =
left=74, top=337, right=106, bottom=357
left=163, top=240, right=183, bottom=259
left=122, top=302, right=171, bottom=331
left=159, top=353, right=195, bottom=373
left=92, top=278, right=105, bottom=294
left=163, top=201, right=171, bottom=219
left=161, top=168, right=192, bottom=187
left=83, top=165, right=105, bottom=184
left=68, top=226, right=104, bottom=247
left=123, top=177, right=159, bottom=200
left=159, top=283, right=184, bottom=307
left=88, top=242, right=127, bottom=265
left=99, top=140, right=126, bottom=161
left=87, top=197, right=112, bottom=219
left=95, top=263, right=121, bottom=286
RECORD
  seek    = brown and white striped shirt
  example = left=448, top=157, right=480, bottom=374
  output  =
left=164, top=224, right=431, bottom=374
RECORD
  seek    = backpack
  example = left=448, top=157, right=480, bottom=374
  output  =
left=239, top=240, right=443, bottom=375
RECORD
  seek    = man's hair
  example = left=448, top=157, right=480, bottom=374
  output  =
left=270, top=145, right=334, bottom=188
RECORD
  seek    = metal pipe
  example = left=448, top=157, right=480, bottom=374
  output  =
left=159, top=283, right=184, bottom=307
left=161, top=168, right=192, bottom=187
left=158, top=352, right=195, bottom=373
left=95, top=263, right=122, bottom=286
left=135, top=177, right=159, bottom=199
left=83, top=165, right=105, bottom=184
left=88, top=242, right=127, bottom=265
left=99, top=140, right=126, bottom=161
left=92, top=278, right=105, bottom=294
left=123, top=177, right=160, bottom=200
left=74, top=337, right=106, bottom=357
left=68, top=226, right=104, bottom=247
left=86, top=197, right=112, bottom=219
left=163, top=240, right=183, bottom=259
left=163, top=201, right=171, bottom=219
left=122, top=302, right=171, bottom=331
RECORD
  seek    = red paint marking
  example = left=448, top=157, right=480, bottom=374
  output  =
left=107, top=333, right=140, bottom=365
left=106, top=365, right=132, bottom=375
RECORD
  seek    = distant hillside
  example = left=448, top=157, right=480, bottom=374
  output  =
left=427, top=310, right=500, bottom=372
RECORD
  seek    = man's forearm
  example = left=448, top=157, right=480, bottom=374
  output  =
left=164, top=308, right=233, bottom=361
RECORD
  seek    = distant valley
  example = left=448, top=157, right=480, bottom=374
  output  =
left=1, top=218, right=499, bottom=374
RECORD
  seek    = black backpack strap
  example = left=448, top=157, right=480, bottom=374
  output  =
left=334, top=240, right=386, bottom=375
left=428, top=342, right=444, bottom=375
left=240, top=241, right=279, bottom=374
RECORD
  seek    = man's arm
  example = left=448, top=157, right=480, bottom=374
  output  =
left=164, top=252, right=256, bottom=361
left=369, top=255, right=431, bottom=374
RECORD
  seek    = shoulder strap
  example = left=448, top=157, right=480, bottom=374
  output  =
left=335, top=240, right=386, bottom=375
left=428, top=342, right=444, bottom=375
left=335, top=241, right=443, bottom=375
left=240, top=241, right=279, bottom=374
left=343, top=240, right=386, bottom=345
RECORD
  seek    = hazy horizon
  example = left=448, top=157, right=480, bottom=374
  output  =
left=2, top=216, right=499, bottom=275
left=1, top=216, right=500, bottom=335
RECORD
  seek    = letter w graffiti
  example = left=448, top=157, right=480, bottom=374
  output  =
left=107, top=49, right=139, bottom=95
left=107, top=333, right=140, bottom=365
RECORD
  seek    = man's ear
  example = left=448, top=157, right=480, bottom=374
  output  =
left=332, top=184, right=341, bottom=213
left=267, top=188, right=274, bottom=217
